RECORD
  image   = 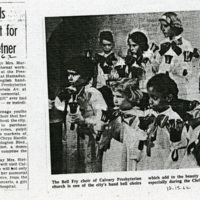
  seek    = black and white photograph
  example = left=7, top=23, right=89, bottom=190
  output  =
left=46, top=10, right=200, bottom=175
left=3, top=0, right=200, bottom=199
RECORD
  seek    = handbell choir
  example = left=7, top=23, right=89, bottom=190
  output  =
left=48, top=12, right=200, bottom=174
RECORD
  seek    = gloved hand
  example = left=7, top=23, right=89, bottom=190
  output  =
left=138, top=114, right=156, bottom=131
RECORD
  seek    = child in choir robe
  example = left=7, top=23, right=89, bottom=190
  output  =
left=55, top=56, right=107, bottom=173
left=125, top=31, right=156, bottom=92
left=100, top=78, right=144, bottom=172
left=94, top=30, right=125, bottom=88
left=180, top=103, right=200, bottom=168
left=137, top=73, right=188, bottom=170
left=155, top=12, right=194, bottom=100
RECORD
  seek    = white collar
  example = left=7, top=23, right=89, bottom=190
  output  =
left=99, top=51, right=114, bottom=57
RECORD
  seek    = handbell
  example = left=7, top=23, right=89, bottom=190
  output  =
left=115, top=65, right=126, bottom=77
left=101, top=110, right=109, bottom=122
left=167, top=119, right=183, bottom=142
left=138, top=114, right=156, bottom=131
left=164, top=55, right=173, bottom=64
left=183, top=51, right=193, bottom=62
left=68, top=101, right=79, bottom=130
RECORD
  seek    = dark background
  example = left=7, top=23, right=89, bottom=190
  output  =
left=46, top=11, right=200, bottom=56
left=45, top=11, right=200, bottom=98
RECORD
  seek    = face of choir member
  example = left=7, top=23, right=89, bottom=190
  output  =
left=128, top=39, right=140, bottom=55
left=101, top=39, right=114, bottom=54
left=147, top=86, right=170, bottom=113
left=113, top=91, right=132, bottom=110
left=160, top=20, right=175, bottom=39
left=67, top=70, right=81, bottom=85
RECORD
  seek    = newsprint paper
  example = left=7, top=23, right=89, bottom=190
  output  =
left=1, top=0, right=200, bottom=199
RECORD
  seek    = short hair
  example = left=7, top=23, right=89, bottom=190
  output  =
left=64, top=56, right=94, bottom=80
left=159, top=12, right=183, bottom=36
left=127, top=31, right=149, bottom=52
left=111, top=78, right=143, bottom=104
left=147, top=73, right=179, bottom=100
left=99, top=31, right=114, bottom=43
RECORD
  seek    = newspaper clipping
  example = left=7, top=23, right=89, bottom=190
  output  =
left=0, top=2, right=27, bottom=190
left=1, top=0, right=200, bottom=199
left=46, top=9, right=200, bottom=197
